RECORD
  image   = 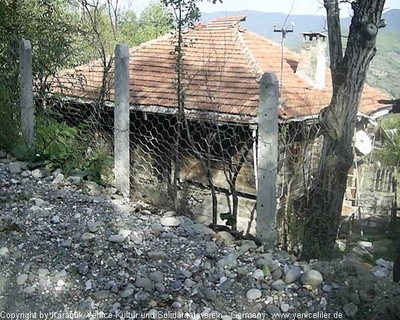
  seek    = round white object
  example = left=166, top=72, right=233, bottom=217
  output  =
left=355, top=130, right=372, bottom=155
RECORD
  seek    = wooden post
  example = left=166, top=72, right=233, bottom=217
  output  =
left=256, top=72, right=279, bottom=247
left=20, top=40, right=34, bottom=148
left=114, top=44, right=130, bottom=198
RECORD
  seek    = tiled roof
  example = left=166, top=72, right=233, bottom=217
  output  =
left=53, top=15, right=390, bottom=120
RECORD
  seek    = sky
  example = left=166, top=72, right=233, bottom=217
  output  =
left=128, top=0, right=400, bottom=17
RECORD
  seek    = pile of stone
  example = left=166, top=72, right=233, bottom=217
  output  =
left=0, top=154, right=399, bottom=320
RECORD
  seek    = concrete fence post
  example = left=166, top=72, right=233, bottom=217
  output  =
left=114, top=44, right=130, bottom=198
left=256, top=72, right=279, bottom=247
left=20, top=40, right=34, bottom=148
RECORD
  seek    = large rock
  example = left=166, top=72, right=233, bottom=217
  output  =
left=343, top=302, right=358, bottom=318
left=204, top=288, right=217, bottom=301
left=185, top=224, right=215, bottom=236
left=271, top=279, right=287, bottom=291
left=160, top=217, right=180, bottom=227
left=280, top=303, right=290, bottom=313
left=0, top=247, right=9, bottom=256
left=151, top=223, right=164, bottom=237
left=69, top=176, right=82, bottom=185
left=134, top=277, right=154, bottom=292
left=205, top=241, right=218, bottom=255
left=265, top=305, right=281, bottom=316
left=8, top=162, right=21, bottom=174
left=217, top=253, right=237, bottom=269
left=217, top=231, right=235, bottom=245
left=121, top=284, right=135, bottom=298
left=246, top=288, right=262, bottom=300
left=92, top=290, right=110, bottom=301
left=357, top=241, right=373, bottom=248
left=149, top=271, right=164, bottom=283
left=17, top=274, right=28, bottom=285
left=272, top=268, right=283, bottom=280
left=147, top=251, right=168, bottom=260
left=236, top=240, right=258, bottom=257
left=34, top=198, right=45, bottom=207
left=375, top=258, right=393, bottom=269
left=80, top=233, right=96, bottom=242
left=284, top=266, right=301, bottom=284
left=31, top=169, right=43, bottom=179
left=87, top=220, right=98, bottom=233
left=108, top=230, right=131, bottom=243
left=372, top=266, right=390, bottom=277
left=300, top=270, right=323, bottom=286
left=252, top=269, right=265, bottom=280
left=52, top=173, right=64, bottom=184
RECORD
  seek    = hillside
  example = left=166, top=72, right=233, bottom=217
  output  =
left=201, top=9, right=400, bottom=98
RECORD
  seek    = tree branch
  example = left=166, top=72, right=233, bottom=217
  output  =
left=324, top=0, right=344, bottom=84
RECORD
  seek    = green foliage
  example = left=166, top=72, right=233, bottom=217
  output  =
left=220, top=212, right=236, bottom=227
left=284, top=203, right=305, bottom=253
left=14, top=192, right=34, bottom=202
left=0, top=0, right=84, bottom=97
left=0, top=0, right=174, bottom=96
left=376, top=114, right=400, bottom=167
left=0, top=0, right=175, bottom=190
left=32, top=115, right=112, bottom=184
left=11, top=143, right=36, bottom=162
left=34, top=117, right=83, bottom=173
left=119, top=2, right=173, bottom=47
left=0, top=86, right=20, bottom=151
left=9, top=114, right=113, bottom=185
left=82, top=141, right=113, bottom=185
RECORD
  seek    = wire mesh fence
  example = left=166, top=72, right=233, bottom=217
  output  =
left=5, top=9, right=396, bottom=252
left=17, top=48, right=370, bottom=244
left=38, top=59, right=116, bottom=186
left=33, top=40, right=279, bottom=237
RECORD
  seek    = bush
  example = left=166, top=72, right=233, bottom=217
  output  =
left=34, top=116, right=83, bottom=173
left=4, top=106, right=114, bottom=186
left=376, top=114, right=400, bottom=167
left=83, top=139, right=113, bottom=185
left=0, top=86, right=20, bottom=151
left=34, top=115, right=113, bottom=185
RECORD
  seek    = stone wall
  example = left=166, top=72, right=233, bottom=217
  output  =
left=358, top=165, right=397, bottom=229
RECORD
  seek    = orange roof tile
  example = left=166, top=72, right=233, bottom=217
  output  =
left=52, top=15, right=391, bottom=120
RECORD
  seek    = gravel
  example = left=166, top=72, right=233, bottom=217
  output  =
left=0, top=156, right=399, bottom=318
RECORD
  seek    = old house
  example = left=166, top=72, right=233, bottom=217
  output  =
left=52, top=15, right=394, bottom=239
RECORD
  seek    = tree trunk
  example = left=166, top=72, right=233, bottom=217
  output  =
left=394, top=234, right=400, bottom=282
left=302, top=0, right=386, bottom=260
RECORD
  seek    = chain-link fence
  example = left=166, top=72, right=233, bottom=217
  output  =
left=17, top=37, right=281, bottom=242
left=14, top=41, right=358, bottom=249
left=10, top=16, right=394, bottom=252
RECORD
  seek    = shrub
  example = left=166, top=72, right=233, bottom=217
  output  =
left=0, top=86, right=20, bottom=151
left=34, top=116, right=83, bottom=173
left=83, top=139, right=113, bottom=185
left=5, top=107, right=114, bottom=186
left=376, top=114, right=400, bottom=167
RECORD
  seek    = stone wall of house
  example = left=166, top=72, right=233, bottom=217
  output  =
left=130, top=124, right=397, bottom=238
left=358, top=165, right=397, bottom=229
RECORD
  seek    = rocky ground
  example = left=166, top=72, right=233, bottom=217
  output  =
left=0, top=155, right=400, bottom=320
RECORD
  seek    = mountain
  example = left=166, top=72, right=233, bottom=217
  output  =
left=201, top=11, right=328, bottom=48
left=201, top=9, right=400, bottom=44
left=342, top=9, right=400, bottom=31
left=201, top=10, right=400, bottom=97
